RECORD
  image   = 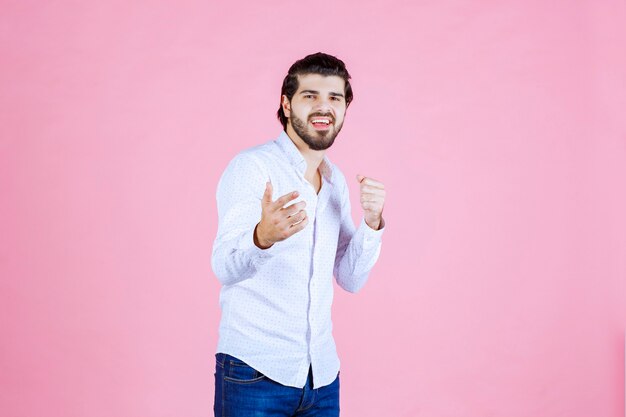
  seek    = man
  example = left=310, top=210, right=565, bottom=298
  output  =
left=211, top=52, right=386, bottom=416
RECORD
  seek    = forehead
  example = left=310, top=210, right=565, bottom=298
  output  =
left=295, top=73, right=345, bottom=93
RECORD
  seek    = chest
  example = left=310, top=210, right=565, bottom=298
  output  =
left=269, top=163, right=341, bottom=224
left=305, top=169, right=322, bottom=195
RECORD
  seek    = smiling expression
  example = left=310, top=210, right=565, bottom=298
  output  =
left=282, top=73, right=348, bottom=151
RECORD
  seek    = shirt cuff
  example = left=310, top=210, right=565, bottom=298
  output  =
left=360, top=216, right=385, bottom=244
left=238, top=225, right=280, bottom=266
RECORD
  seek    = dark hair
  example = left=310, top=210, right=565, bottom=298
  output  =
left=276, top=52, right=353, bottom=130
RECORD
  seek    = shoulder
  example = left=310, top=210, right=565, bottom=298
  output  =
left=222, top=140, right=276, bottom=176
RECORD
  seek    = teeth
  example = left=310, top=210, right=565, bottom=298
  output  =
left=312, top=119, right=330, bottom=124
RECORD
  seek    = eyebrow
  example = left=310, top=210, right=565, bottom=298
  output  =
left=299, top=90, right=345, bottom=98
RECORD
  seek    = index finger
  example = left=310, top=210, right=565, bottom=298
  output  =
left=272, top=190, right=300, bottom=210
left=360, top=177, right=385, bottom=189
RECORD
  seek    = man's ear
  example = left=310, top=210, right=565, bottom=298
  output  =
left=281, top=95, right=291, bottom=118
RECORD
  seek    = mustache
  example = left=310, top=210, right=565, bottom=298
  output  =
left=309, top=113, right=335, bottom=122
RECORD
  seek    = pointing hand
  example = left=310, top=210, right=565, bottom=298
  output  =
left=254, top=181, right=308, bottom=249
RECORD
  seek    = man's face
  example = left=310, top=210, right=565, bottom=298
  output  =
left=282, top=73, right=347, bottom=151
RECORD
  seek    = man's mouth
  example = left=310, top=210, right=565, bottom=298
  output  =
left=310, top=117, right=333, bottom=130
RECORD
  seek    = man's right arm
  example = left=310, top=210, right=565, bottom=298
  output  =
left=211, top=154, right=279, bottom=286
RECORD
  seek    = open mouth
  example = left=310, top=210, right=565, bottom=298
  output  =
left=310, top=117, right=333, bottom=130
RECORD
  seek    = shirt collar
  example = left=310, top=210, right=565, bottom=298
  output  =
left=275, top=130, right=334, bottom=184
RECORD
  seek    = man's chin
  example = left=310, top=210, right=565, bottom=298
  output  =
left=289, top=118, right=341, bottom=150
left=306, top=137, right=335, bottom=151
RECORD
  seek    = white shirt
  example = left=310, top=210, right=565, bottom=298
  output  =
left=211, top=130, right=385, bottom=389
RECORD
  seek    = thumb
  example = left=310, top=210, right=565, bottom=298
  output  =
left=262, top=181, right=273, bottom=204
left=356, top=174, right=365, bottom=183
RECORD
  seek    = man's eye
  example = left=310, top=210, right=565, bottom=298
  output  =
left=331, top=97, right=341, bottom=101
left=304, top=95, right=314, bottom=99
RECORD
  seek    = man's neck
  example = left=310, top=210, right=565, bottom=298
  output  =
left=284, top=127, right=325, bottom=178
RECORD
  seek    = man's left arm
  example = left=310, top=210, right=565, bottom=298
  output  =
left=333, top=174, right=386, bottom=293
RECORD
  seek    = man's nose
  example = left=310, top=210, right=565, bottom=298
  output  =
left=313, top=98, right=332, bottom=113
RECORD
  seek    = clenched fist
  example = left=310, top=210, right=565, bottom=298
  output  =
left=254, top=181, right=308, bottom=249
left=357, top=174, right=385, bottom=231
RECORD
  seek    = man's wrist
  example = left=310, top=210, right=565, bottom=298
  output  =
left=254, top=223, right=274, bottom=249
left=364, top=215, right=383, bottom=231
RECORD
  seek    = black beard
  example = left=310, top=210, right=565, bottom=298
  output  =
left=289, top=112, right=343, bottom=151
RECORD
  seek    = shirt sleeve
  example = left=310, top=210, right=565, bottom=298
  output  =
left=333, top=174, right=385, bottom=293
left=211, top=153, right=281, bottom=286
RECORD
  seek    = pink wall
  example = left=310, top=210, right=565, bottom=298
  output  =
left=1, top=1, right=624, bottom=416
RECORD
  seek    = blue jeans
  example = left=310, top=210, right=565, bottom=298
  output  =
left=214, top=353, right=340, bottom=416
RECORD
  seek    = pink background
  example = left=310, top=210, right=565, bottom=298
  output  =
left=1, top=1, right=625, bottom=416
